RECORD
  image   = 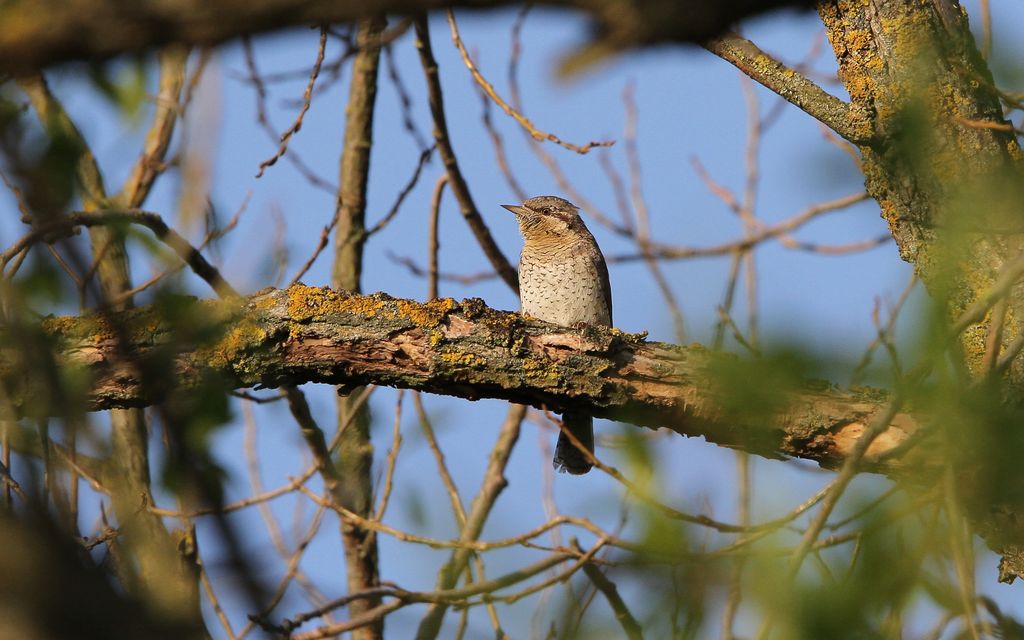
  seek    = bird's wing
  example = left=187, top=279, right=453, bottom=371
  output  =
left=598, top=253, right=612, bottom=325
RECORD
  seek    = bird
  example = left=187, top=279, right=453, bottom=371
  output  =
left=501, top=196, right=612, bottom=475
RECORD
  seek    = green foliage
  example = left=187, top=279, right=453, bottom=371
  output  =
left=159, top=370, right=233, bottom=505
left=87, top=58, right=150, bottom=121
left=706, top=347, right=817, bottom=427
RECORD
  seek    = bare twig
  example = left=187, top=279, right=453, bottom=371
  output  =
left=1, top=209, right=239, bottom=299
left=623, top=83, right=686, bottom=341
left=110, top=192, right=249, bottom=305
left=370, top=391, right=405, bottom=526
left=609, top=191, right=870, bottom=263
left=720, top=452, right=750, bottom=640
left=427, top=175, right=448, bottom=300
left=242, top=36, right=336, bottom=193
left=414, top=15, right=519, bottom=294
left=415, top=404, right=526, bottom=638
left=447, top=9, right=613, bottom=154
left=787, top=398, right=905, bottom=577
left=151, top=387, right=374, bottom=520
left=290, top=550, right=584, bottom=639
left=121, top=45, right=188, bottom=208
left=573, top=540, right=643, bottom=639
left=364, top=146, right=435, bottom=237
left=706, top=32, right=864, bottom=143
left=387, top=252, right=498, bottom=286
left=383, top=43, right=430, bottom=152
left=0, top=457, right=28, bottom=502
left=413, top=393, right=465, bottom=526
left=478, top=83, right=527, bottom=202
left=256, top=27, right=329, bottom=178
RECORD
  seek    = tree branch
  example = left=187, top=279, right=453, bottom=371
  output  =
left=0, top=0, right=818, bottom=75
left=704, top=32, right=867, bottom=144
left=330, top=15, right=387, bottom=640
left=1, top=209, right=239, bottom=299
left=14, top=285, right=919, bottom=476
left=413, top=15, right=520, bottom=295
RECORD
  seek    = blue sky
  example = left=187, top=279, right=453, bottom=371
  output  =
left=4, top=2, right=1024, bottom=637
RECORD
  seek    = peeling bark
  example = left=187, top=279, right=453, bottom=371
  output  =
left=10, top=285, right=920, bottom=475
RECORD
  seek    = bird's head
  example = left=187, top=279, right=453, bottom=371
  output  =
left=501, top=195, right=585, bottom=241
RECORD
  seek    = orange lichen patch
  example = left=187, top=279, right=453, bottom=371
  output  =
left=439, top=350, right=483, bottom=367
left=750, top=53, right=780, bottom=79
left=286, top=284, right=346, bottom=322
left=832, top=420, right=909, bottom=460
left=395, top=296, right=457, bottom=328
left=40, top=307, right=174, bottom=346
left=842, top=28, right=873, bottom=56
left=843, top=73, right=876, bottom=104
left=520, top=357, right=562, bottom=385
left=204, top=318, right=268, bottom=371
left=1008, top=139, right=1024, bottom=163
left=40, top=314, right=107, bottom=342
left=878, top=198, right=900, bottom=225
left=287, top=284, right=462, bottom=330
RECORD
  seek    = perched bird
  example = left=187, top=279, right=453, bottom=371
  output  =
left=501, top=196, right=612, bottom=475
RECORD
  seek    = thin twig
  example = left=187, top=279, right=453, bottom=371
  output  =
left=371, top=391, right=405, bottom=525
left=414, top=15, right=519, bottom=294
left=387, top=252, right=498, bottom=286
left=415, top=404, right=526, bottom=638
left=623, top=82, right=686, bottom=341
left=290, top=550, right=584, bottom=639
left=427, top=175, right=448, bottom=300
left=541, top=409, right=831, bottom=535
left=242, top=35, right=336, bottom=193
left=256, top=27, right=329, bottom=177
left=383, top=43, right=430, bottom=152
left=121, top=45, right=188, bottom=208
left=110, top=192, right=249, bottom=305
left=0, top=458, right=28, bottom=502
left=787, top=398, right=905, bottom=577
left=413, top=392, right=466, bottom=526
left=573, top=540, right=643, bottom=639
left=447, top=9, right=613, bottom=155
left=478, top=81, right=527, bottom=201
left=609, top=191, right=870, bottom=263
left=2, top=209, right=239, bottom=299
left=364, top=146, right=435, bottom=237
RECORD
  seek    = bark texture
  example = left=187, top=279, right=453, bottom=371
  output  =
left=331, top=15, right=387, bottom=640
left=819, top=0, right=1024, bottom=579
left=11, top=285, right=919, bottom=474
left=820, top=0, right=1024, bottom=378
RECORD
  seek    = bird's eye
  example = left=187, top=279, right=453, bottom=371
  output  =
left=541, top=207, right=551, bottom=214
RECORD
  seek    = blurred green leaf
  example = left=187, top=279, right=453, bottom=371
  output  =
left=87, top=58, right=149, bottom=121
left=707, top=347, right=818, bottom=427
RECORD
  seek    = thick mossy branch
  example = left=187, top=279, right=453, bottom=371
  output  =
left=819, top=0, right=1024, bottom=381
left=705, top=33, right=866, bottom=143
left=7, top=285, right=918, bottom=474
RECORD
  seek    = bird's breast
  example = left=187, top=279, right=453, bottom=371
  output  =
left=518, top=251, right=611, bottom=327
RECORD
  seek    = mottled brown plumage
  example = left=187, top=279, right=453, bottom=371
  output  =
left=501, top=196, right=612, bottom=474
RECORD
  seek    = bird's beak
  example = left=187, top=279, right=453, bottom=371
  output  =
left=501, top=204, right=529, bottom=216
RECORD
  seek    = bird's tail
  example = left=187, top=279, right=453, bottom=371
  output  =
left=553, top=413, right=595, bottom=475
